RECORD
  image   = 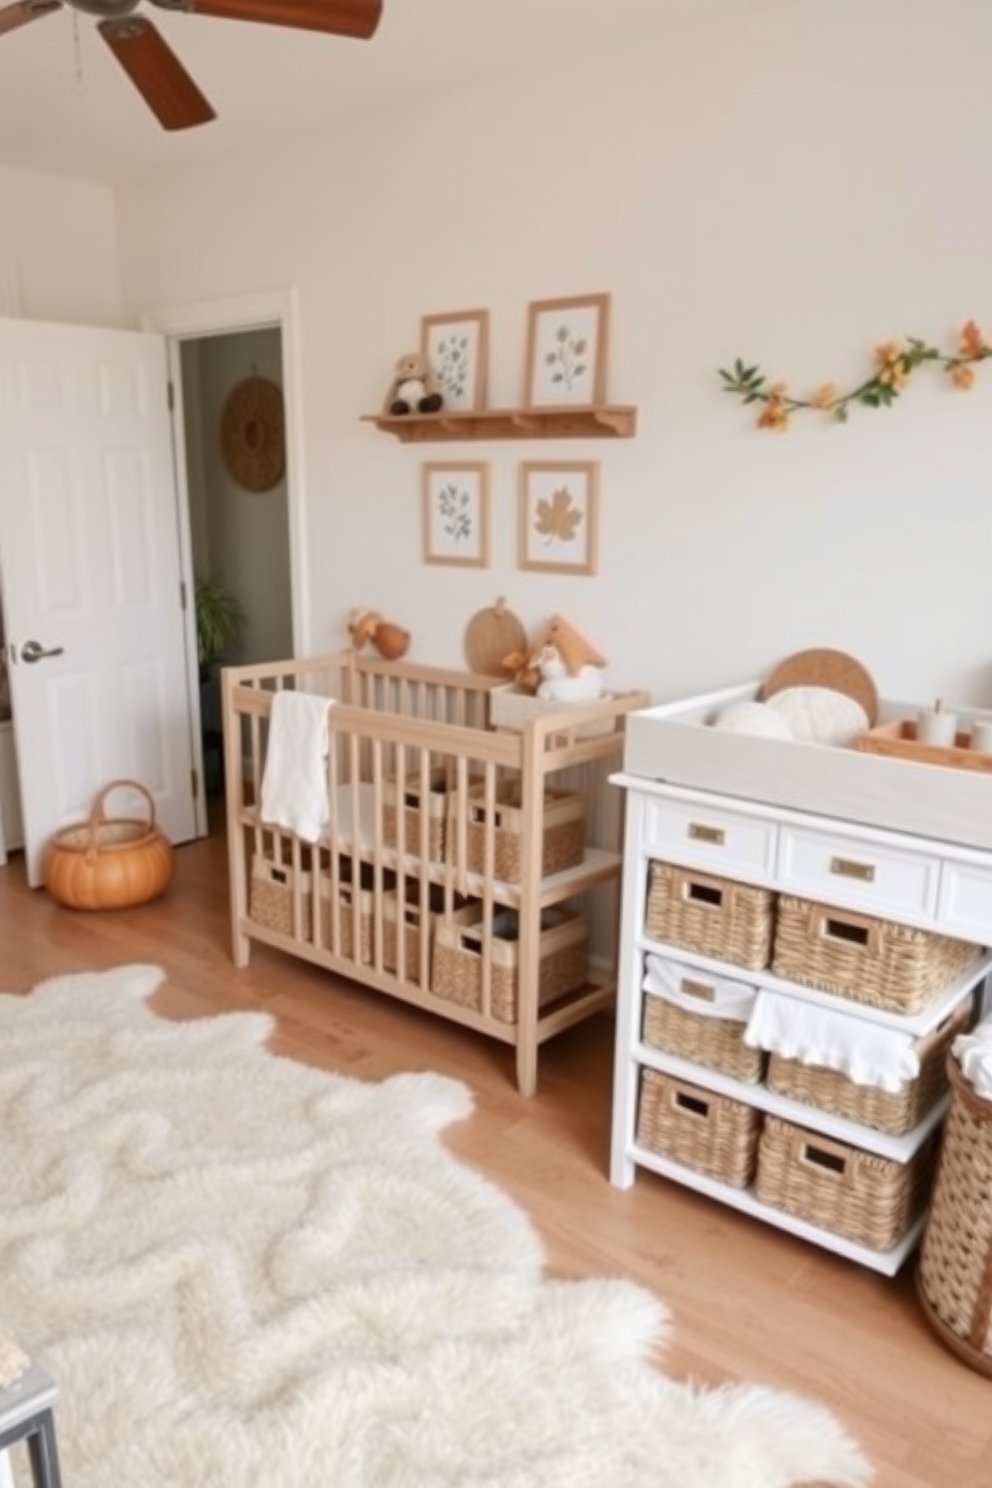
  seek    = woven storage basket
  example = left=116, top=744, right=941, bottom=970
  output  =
left=642, top=962, right=764, bottom=1084
left=755, top=1115, right=937, bottom=1251
left=771, top=895, right=977, bottom=1014
left=382, top=767, right=448, bottom=861
left=382, top=881, right=466, bottom=984
left=644, top=861, right=776, bottom=970
left=636, top=1067, right=762, bottom=1188
left=431, top=902, right=587, bottom=1023
left=43, top=779, right=174, bottom=910
left=916, top=1055, right=992, bottom=1377
left=766, top=998, right=973, bottom=1136
left=446, top=779, right=585, bottom=884
left=249, top=853, right=314, bottom=938
left=249, top=853, right=378, bottom=962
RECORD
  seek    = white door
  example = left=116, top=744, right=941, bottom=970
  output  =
left=0, top=317, right=198, bottom=887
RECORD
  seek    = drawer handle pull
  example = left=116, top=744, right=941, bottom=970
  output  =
left=830, top=856, right=876, bottom=883
left=681, top=977, right=717, bottom=1004
left=688, top=822, right=725, bottom=846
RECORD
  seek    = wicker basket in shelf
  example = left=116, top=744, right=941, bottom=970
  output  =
left=916, top=1055, right=992, bottom=1376
left=249, top=852, right=380, bottom=962
left=641, top=964, right=764, bottom=1084
left=636, top=1067, right=762, bottom=1188
left=771, top=894, right=976, bottom=1014
left=766, top=998, right=973, bottom=1136
left=645, top=860, right=776, bottom=970
left=755, top=1114, right=937, bottom=1252
left=382, top=767, right=449, bottom=861
left=446, top=779, right=585, bottom=884
left=432, top=902, right=588, bottom=1024
left=249, top=853, right=315, bottom=939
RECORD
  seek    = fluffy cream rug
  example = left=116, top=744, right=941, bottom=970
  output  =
left=0, top=966, right=870, bottom=1488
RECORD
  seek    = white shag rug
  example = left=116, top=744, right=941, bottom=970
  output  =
left=0, top=966, right=871, bottom=1488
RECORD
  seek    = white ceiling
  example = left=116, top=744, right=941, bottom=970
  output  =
left=0, top=0, right=704, bottom=189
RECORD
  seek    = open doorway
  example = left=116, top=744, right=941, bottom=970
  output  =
left=181, top=328, right=293, bottom=800
left=143, top=287, right=309, bottom=839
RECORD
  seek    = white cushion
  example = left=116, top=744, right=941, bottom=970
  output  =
left=712, top=701, right=794, bottom=739
left=764, top=685, right=868, bottom=747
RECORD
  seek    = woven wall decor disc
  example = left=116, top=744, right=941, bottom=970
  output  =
left=220, top=375, right=287, bottom=492
left=463, top=598, right=527, bottom=676
left=760, top=647, right=879, bottom=724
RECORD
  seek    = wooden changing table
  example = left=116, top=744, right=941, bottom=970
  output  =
left=222, top=652, right=648, bottom=1095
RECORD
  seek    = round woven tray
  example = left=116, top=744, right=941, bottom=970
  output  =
left=760, top=647, right=880, bottom=725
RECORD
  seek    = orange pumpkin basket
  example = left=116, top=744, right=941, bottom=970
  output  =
left=43, top=779, right=175, bottom=911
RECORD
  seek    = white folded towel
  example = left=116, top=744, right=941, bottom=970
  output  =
left=260, top=691, right=334, bottom=844
left=642, top=953, right=756, bottom=1023
left=953, top=1016, right=992, bottom=1101
left=744, top=989, right=919, bottom=1092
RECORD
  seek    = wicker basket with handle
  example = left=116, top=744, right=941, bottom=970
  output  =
left=772, top=894, right=977, bottom=1014
left=43, top=779, right=174, bottom=910
left=636, top=1067, right=762, bottom=1188
left=645, top=860, right=776, bottom=970
left=916, top=1054, right=992, bottom=1376
left=766, top=997, right=973, bottom=1136
left=756, top=1114, right=937, bottom=1251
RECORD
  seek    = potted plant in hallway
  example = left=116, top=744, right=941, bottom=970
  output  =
left=195, top=577, right=245, bottom=682
left=195, top=577, right=245, bottom=795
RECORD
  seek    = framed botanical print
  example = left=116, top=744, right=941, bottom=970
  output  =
left=422, top=462, right=491, bottom=567
left=518, top=461, right=599, bottom=576
left=523, top=293, right=610, bottom=408
left=420, top=309, right=489, bottom=412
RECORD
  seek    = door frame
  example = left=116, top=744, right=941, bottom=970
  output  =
left=142, top=288, right=309, bottom=836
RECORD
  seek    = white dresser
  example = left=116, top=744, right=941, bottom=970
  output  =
left=609, top=691, right=992, bottom=1277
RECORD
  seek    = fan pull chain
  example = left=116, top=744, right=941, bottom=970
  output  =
left=72, top=11, right=87, bottom=92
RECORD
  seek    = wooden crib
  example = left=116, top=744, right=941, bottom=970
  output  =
left=221, top=650, right=649, bottom=1094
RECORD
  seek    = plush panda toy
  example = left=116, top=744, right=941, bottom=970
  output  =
left=383, top=351, right=444, bottom=416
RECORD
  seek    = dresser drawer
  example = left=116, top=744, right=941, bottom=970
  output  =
left=937, top=859, right=992, bottom=944
left=642, top=796, right=777, bottom=883
left=777, top=824, right=941, bottom=923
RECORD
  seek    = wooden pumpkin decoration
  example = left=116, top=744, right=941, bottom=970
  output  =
left=43, top=779, right=175, bottom=911
left=463, top=596, right=527, bottom=676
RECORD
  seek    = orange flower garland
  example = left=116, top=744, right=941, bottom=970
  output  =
left=719, top=320, right=992, bottom=430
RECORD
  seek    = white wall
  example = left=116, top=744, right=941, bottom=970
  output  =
left=112, top=0, right=992, bottom=705
left=0, top=165, right=122, bottom=325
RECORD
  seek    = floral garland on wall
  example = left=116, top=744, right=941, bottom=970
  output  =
left=719, top=320, right=992, bottom=430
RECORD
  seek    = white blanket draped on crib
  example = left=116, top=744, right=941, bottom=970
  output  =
left=260, top=691, right=335, bottom=843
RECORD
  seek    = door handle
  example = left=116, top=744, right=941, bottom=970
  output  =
left=20, top=639, right=65, bottom=664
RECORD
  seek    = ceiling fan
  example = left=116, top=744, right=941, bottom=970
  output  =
left=0, top=0, right=382, bottom=131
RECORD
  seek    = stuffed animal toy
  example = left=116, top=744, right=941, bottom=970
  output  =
left=382, top=352, right=443, bottom=416
left=347, top=607, right=411, bottom=660
left=532, top=615, right=608, bottom=703
left=535, top=647, right=606, bottom=703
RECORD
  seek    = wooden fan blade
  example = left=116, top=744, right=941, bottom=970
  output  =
left=0, top=0, right=61, bottom=38
left=180, top=0, right=381, bottom=40
left=98, top=16, right=215, bottom=131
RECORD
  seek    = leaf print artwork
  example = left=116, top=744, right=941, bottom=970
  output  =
left=544, top=327, right=588, bottom=393
left=437, top=481, right=474, bottom=544
left=525, top=294, right=608, bottom=408
left=534, top=484, right=584, bottom=545
left=519, top=461, right=598, bottom=575
left=434, top=336, right=470, bottom=404
left=422, top=462, right=490, bottom=568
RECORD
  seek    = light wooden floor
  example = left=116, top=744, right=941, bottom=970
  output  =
left=1, top=813, right=989, bottom=1487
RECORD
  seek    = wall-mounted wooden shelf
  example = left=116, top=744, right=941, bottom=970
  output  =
left=361, top=404, right=638, bottom=442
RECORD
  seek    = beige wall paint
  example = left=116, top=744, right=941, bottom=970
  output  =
left=0, top=164, right=122, bottom=324
left=11, top=0, right=992, bottom=707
